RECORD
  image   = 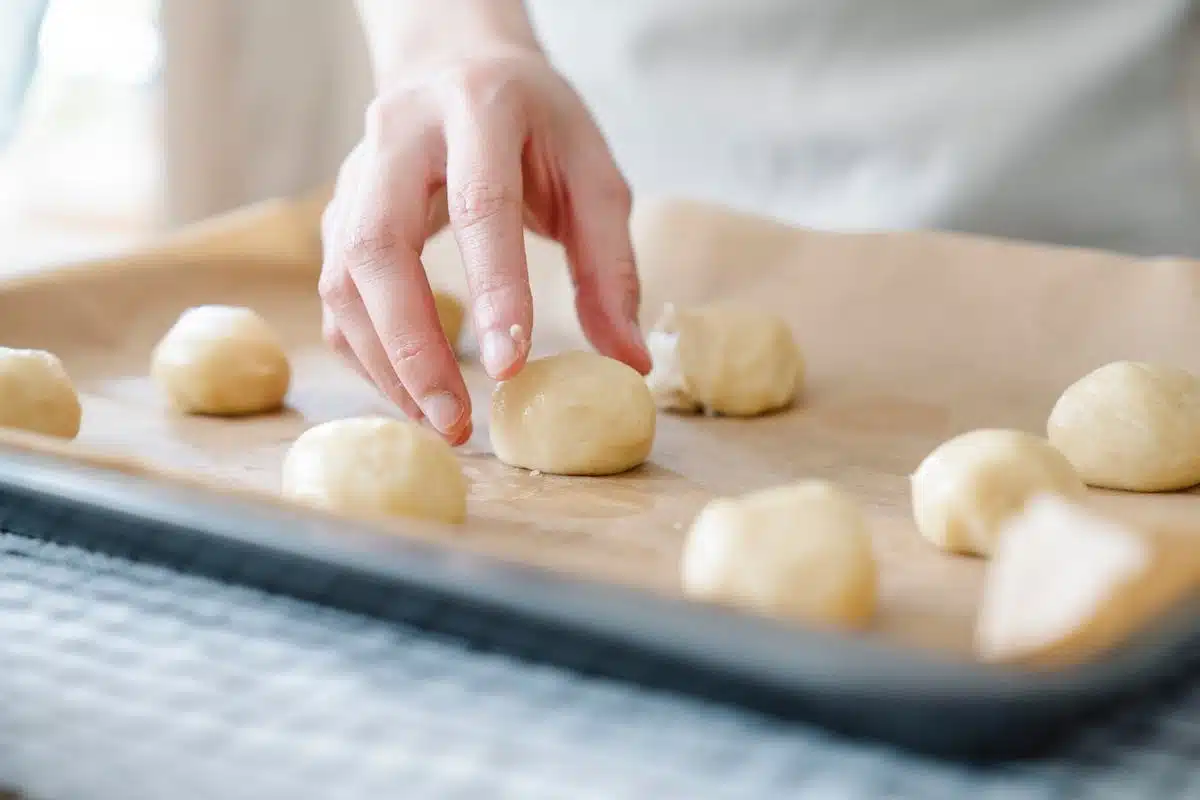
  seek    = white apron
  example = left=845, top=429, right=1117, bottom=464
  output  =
left=162, top=0, right=1200, bottom=256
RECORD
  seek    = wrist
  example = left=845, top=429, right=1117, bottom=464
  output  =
left=356, top=0, right=542, bottom=87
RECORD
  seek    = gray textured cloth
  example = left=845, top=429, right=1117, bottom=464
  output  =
left=0, top=530, right=1196, bottom=800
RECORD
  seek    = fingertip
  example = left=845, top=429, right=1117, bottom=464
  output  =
left=489, top=354, right=530, bottom=382
left=576, top=298, right=652, bottom=375
left=615, top=333, right=653, bottom=375
left=624, top=338, right=653, bottom=375
left=480, top=323, right=531, bottom=380
left=447, top=419, right=474, bottom=447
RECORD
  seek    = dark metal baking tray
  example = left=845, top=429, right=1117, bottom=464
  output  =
left=0, top=441, right=1195, bottom=760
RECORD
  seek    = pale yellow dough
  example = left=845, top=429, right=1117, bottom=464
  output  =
left=0, top=347, right=82, bottom=439
left=433, top=290, right=465, bottom=353
left=976, top=495, right=1199, bottom=666
left=910, top=429, right=1085, bottom=557
left=490, top=351, right=655, bottom=475
left=152, top=305, right=291, bottom=416
left=1047, top=360, right=1200, bottom=492
left=682, top=481, right=877, bottom=629
left=645, top=303, right=802, bottom=417
left=282, top=416, right=467, bottom=524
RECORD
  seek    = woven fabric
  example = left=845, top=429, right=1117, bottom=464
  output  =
left=0, top=531, right=1196, bottom=800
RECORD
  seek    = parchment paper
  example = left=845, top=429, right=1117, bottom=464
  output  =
left=0, top=194, right=1197, bottom=662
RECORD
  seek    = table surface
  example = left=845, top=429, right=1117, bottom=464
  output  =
left=0, top=528, right=1197, bottom=800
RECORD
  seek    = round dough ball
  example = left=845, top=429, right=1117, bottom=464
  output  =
left=433, top=290, right=465, bottom=352
left=1047, top=361, right=1200, bottom=492
left=490, top=351, right=655, bottom=475
left=682, top=481, right=877, bottom=629
left=0, top=347, right=82, bottom=439
left=152, top=305, right=291, bottom=416
left=645, top=303, right=802, bottom=417
left=911, top=429, right=1086, bottom=557
left=282, top=416, right=467, bottom=524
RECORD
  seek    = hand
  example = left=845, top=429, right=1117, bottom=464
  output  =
left=320, top=45, right=651, bottom=446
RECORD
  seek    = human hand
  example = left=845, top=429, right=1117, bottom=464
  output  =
left=320, top=39, right=650, bottom=446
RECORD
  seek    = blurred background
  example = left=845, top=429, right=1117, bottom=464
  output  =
left=1, top=0, right=1196, bottom=272
left=0, top=0, right=159, bottom=271
left=0, top=0, right=364, bottom=273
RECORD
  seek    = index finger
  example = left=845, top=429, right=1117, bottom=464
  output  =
left=343, top=147, right=473, bottom=444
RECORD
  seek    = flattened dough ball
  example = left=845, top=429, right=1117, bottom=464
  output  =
left=0, top=347, right=82, bottom=439
left=645, top=303, right=802, bottom=416
left=152, top=305, right=291, bottom=416
left=1047, top=361, right=1200, bottom=492
left=682, top=481, right=877, bottom=629
left=490, top=351, right=655, bottom=475
left=911, top=429, right=1086, bottom=557
left=282, top=416, right=467, bottom=524
left=976, top=495, right=1199, bottom=666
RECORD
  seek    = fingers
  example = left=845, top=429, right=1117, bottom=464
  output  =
left=344, top=155, right=473, bottom=445
left=320, top=125, right=473, bottom=444
left=321, top=149, right=425, bottom=423
left=444, top=97, right=533, bottom=380
left=321, top=300, right=426, bottom=422
left=563, top=156, right=651, bottom=374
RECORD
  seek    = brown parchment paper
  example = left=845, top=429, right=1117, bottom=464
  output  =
left=0, top=194, right=1197, bottom=663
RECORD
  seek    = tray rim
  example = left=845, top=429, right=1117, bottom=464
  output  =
left=0, top=438, right=1194, bottom=704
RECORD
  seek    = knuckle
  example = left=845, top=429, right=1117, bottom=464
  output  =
left=317, top=268, right=355, bottom=308
left=436, top=60, right=522, bottom=111
left=384, top=330, right=440, bottom=370
left=362, top=93, right=440, bottom=156
left=450, top=179, right=516, bottom=231
left=342, top=220, right=398, bottom=280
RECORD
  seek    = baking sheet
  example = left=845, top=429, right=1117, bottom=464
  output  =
left=0, top=194, right=1196, bottom=663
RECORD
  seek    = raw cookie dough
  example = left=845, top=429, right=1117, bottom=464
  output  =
left=911, top=429, right=1086, bottom=557
left=645, top=303, right=802, bottom=417
left=282, top=416, right=467, bottom=524
left=433, top=290, right=465, bottom=353
left=490, top=351, right=655, bottom=475
left=682, top=481, right=877, bottom=629
left=0, top=347, right=82, bottom=439
left=152, top=305, right=291, bottom=416
left=1047, top=360, right=1200, bottom=492
left=976, top=495, right=1199, bottom=666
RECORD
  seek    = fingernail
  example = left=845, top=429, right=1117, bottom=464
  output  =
left=421, top=391, right=464, bottom=434
left=482, top=329, right=521, bottom=377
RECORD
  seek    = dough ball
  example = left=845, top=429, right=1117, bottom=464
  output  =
left=0, top=347, right=82, bottom=439
left=433, top=290, right=465, bottom=352
left=682, top=481, right=877, bottom=629
left=976, top=495, right=1198, bottom=666
left=490, top=351, right=655, bottom=475
left=911, top=429, right=1086, bottom=557
left=152, top=305, right=291, bottom=416
left=645, top=303, right=802, bottom=417
left=1047, top=361, right=1200, bottom=492
left=282, top=416, right=467, bottom=524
